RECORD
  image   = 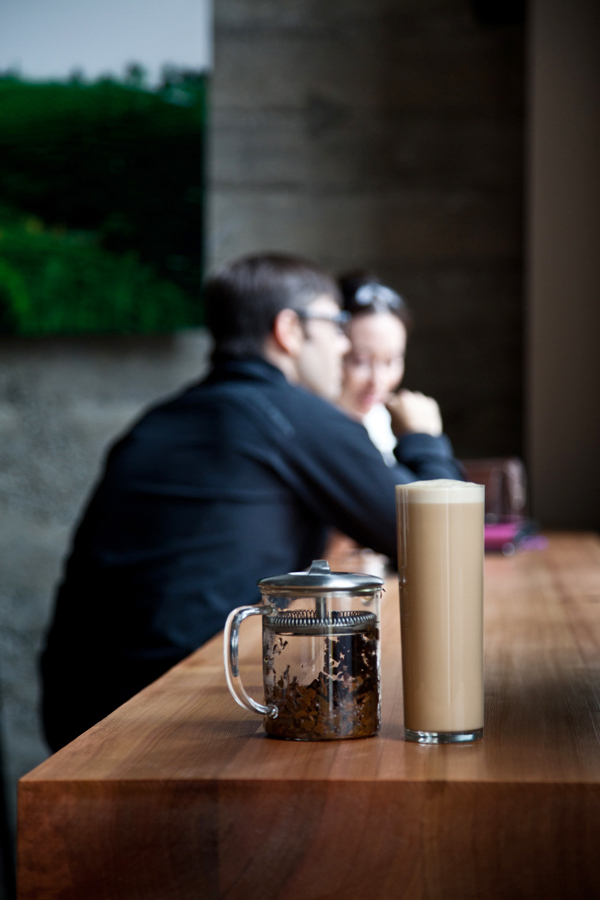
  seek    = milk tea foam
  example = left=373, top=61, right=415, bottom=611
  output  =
left=396, top=480, right=484, bottom=735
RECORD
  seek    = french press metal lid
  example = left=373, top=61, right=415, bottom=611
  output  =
left=258, top=559, right=384, bottom=594
left=259, top=560, right=383, bottom=636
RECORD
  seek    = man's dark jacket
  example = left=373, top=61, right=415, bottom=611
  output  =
left=41, top=356, right=462, bottom=750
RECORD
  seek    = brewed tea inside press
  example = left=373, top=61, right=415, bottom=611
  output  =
left=224, top=560, right=383, bottom=740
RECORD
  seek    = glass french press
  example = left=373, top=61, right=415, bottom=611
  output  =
left=224, top=560, right=383, bottom=741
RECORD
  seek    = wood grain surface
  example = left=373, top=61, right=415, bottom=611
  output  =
left=18, top=533, right=600, bottom=899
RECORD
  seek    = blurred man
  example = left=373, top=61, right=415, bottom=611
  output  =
left=41, top=253, right=461, bottom=750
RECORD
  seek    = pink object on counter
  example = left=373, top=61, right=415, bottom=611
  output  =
left=485, top=523, right=521, bottom=551
left=484, top=521, right=546, bottom=554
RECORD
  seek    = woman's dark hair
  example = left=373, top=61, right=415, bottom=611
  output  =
left=205, top=252, right=341, bottom=357
left=338, top=270, right=412, bottom=332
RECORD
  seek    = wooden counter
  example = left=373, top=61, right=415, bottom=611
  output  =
left=18, top=533, right=600, bottom=899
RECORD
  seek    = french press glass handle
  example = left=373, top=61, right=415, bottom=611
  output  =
left=223, top=606, right=278, bottom=718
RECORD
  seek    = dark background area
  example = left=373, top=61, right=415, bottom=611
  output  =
left=210, top=0, right=525, bottom=459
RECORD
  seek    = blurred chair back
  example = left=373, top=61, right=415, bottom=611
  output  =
left=0, top=699, right=15, bottom=899
left=461, top=457, right=528, bottom=522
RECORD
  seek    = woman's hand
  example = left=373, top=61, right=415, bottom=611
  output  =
left=386, top=390, right=443, bottom=438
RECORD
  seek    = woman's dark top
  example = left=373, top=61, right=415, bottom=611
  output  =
left=41, top=356, right=462, bottom=750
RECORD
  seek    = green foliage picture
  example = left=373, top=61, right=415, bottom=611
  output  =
left=0, top=70, right=206, bottom=335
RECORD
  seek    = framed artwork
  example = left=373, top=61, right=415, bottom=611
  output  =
left=0, top=68, right=206, bottom=335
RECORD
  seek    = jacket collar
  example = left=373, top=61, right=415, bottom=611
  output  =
left=204, top=354, right=289, bottom=387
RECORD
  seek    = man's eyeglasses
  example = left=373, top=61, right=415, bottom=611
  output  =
left=296, top=310, right=350, bottom=333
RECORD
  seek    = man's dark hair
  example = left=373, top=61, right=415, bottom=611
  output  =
left=204, top=253, right=341, bottom=357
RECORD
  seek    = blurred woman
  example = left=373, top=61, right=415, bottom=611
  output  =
left=338, top=272, right=442, bottom=465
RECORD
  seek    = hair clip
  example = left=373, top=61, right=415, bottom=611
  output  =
left=354, top=282, right=404, bottom=309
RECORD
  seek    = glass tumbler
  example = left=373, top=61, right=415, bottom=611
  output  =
left=396, top=479, right=485, bottom=744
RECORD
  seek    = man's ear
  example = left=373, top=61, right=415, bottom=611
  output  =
left=271, top=308, right=304, bottom=358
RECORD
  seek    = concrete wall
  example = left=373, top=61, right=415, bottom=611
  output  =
left=209, top=0, right=525, bottom=458
left=0, top=332, right=211, bottom=834
left=526, top=0, right=600, bottom=529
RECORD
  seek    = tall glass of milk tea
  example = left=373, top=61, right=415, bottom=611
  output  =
left=396, top=479, right=485, bottom=744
